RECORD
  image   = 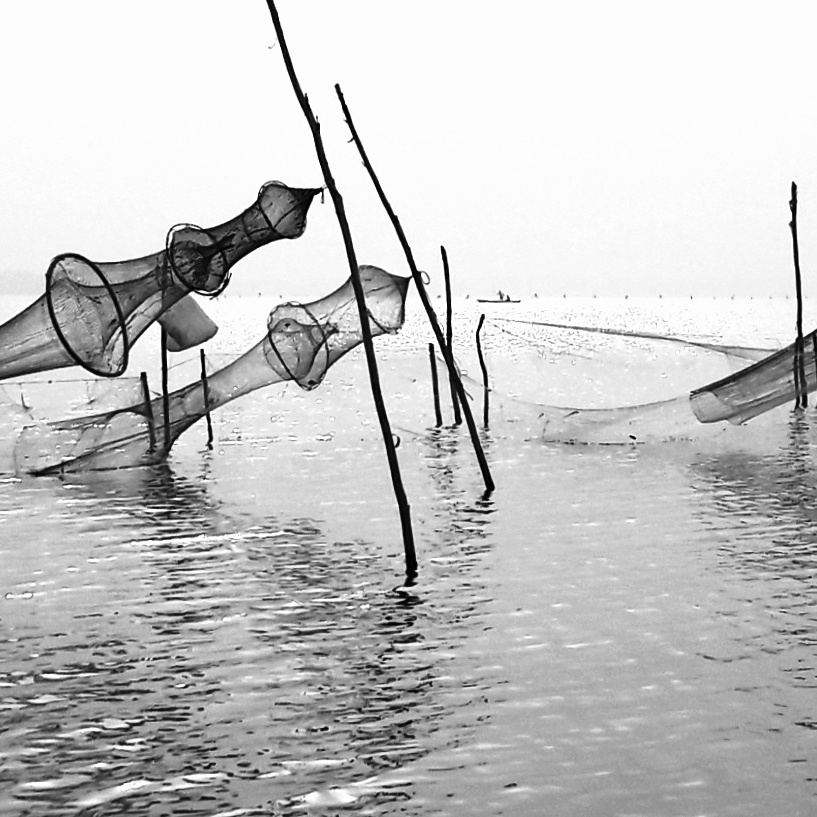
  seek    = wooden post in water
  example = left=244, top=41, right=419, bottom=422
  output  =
left=200, top=349, right=214, bottom=448
left=335, top=85, right=494, bottom=494
left=428, top=343, right=443, bottom=427
left=264, top=1, right=417, bottom=576
left=442, top=247, right=461, bottom=425
left=476, top=314, right=490, bottom=427
left=790, top=182, right=808, bottom=408
left=160, top=328, right=171, bottom=450
left=140, top=371, right=156, bottom=452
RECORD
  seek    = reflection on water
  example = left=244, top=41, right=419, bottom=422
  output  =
left=4, top=299, right=817, bottom=815
left=688, top=411, right=817, bottom=798
left=0, top=445, right=499, bottom=815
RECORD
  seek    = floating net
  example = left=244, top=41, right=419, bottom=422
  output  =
left=465, top=316, right=815, bottom=445
left=13, top=266, right=410, bottom=475
left=0, top=181, right=319, bottom=380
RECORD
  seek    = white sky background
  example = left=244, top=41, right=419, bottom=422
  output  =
left=1, top=1, right=816, bottom=298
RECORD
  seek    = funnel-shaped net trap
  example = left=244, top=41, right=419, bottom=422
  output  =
left=14, top=266, right=410, bottom=475
left=0, top=182, right=319, bottom=380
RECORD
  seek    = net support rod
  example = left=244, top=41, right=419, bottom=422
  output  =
left=476, top=314, right=490, bottom=427
left=264, top=0, right=416, bottom=577
left=335, top=84, right=494, bottom=494
left=200, top=349, right=214, bottom=448
left=140, top=371, right=156, bottom=452
left=442, top=246, right=461, bottom=425
left=428, top=342, right=443, bottom=427
left=160, top=328, right=171, bottom=450
left=790, top=181, right=808, bottom=408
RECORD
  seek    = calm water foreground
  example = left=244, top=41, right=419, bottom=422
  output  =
left=1, top=295, right=816, bottom=815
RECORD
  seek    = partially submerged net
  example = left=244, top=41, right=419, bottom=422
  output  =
left=14, top=266, right=410, bottom=475
left=0, top=181, right=319, bottom=380
left=468, top=316, right=817, bottom=445
left=690, top=329, right=817, bottom=424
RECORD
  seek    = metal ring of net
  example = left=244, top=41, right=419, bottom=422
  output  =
left=45, top=253, right=130, bottom=377
left=166, top=223, right=231, bottom=296
left=265, top=302, right=332, bottom=390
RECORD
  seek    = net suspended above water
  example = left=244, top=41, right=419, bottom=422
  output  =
left=14, top=265, right=410, bottom=475
left=0, top=181, right=319, bottom=381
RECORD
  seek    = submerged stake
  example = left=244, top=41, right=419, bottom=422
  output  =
left=428, top=342, right=443, bottom=427
left=140, top=370, right=156, bottom=452
left=160, top=328, right=171, bottom=450
left=442, top=246, right=461, bottom=425
left=476, top=314, right=490, bottom=427
left=336, top=84, right=494, bottom=493
left=790, top=181, right=808, bottom=408
left=200, top=349, right=214, bottom=447
left=264, top=0, right=417, bottom=577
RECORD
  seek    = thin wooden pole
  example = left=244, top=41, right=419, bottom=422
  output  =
left=790, top=182, right=807, bottom=408
left=428, top=342, right=443, bottom=427
left=200, top=349, right=214, bottom=448
left=264, top=1, right=416, bottom=576
left=140, top=371, right=156, bottom=452
left=160, top=328, right=171, bottom=450
left=476, top=314, right=490, bottom=427
left=335, top=85, right=494, bottom=494
left=442, top=246, right=461, bottom=425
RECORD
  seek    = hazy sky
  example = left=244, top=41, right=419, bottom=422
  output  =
left=2, top=1, right=817, bottom=299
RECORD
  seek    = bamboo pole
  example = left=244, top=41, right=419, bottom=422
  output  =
left=140, top=371, right=156, bottom=452
left=200, top=349, right=214, bottom=447
left=790, top=182, right=807, bottom=408
left=263, top=1, right=416, bottom=576
left=160, top=328, right=171, bottom=450
left=335, top=85, right=494, bottom=494
left=476, top=314, right=490, bottom=427
left=442, top=246, right=461, bottom=425
left=428, top=342, right=443, bottom=427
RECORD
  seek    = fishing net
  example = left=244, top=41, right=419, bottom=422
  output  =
left=467, top=315, right=814, bottom=445
left=0, top=181, right=319, bottom=380
left=13, top=266, right=410, bottom=475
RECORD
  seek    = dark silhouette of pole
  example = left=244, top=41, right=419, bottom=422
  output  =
left=790, top=182, right=807, bottom=408
left=160, top=328, right=171, bottom=450
left=335, top=84, right=494, bottom=494
left=428, top=342, right=443, bottom=427
left=200, top=349, right=214, bottom=447
left=476, top=314, right=490, bottom=427
left=442, top=246, right=461, bottom=425
left=140, top=371, right=156, bottom=452
left=264, top=0, right=416, bottom=576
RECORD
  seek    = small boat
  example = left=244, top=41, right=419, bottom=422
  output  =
left=477, top=289, right=520, bottom=304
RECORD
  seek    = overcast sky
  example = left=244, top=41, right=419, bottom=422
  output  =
left=2, top=1, right=817, bottom=299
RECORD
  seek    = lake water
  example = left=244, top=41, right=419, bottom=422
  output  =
left=1, top=293, right=816, bottom=815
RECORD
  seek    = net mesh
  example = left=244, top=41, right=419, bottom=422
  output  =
left=0, top=182, right=319, bottom=380
left=467, top=316, right=814, bottom=445
left=13, top=266, right=409, bottom=475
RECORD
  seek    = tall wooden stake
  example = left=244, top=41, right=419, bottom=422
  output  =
left=264, top=1, right=416, bottom=576
left=476, top=314, right=490, bottom=427
left=428, top=343, right=443, bottom=427
left=790, top=182, right=807, bottom=408
left=200, top=349, right=214, bottom=447
left=442, top=246, right=461, bottom=425
left=160, top=328, right=171, bottom=450
left=335, top=85, right=494, bottom=494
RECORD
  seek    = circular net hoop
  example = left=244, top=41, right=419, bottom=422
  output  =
left=265, top=303, right=331, bottom=390
left=166, top=223, right=231, bottom=295
left=45, top=253, right=129, bottom=377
